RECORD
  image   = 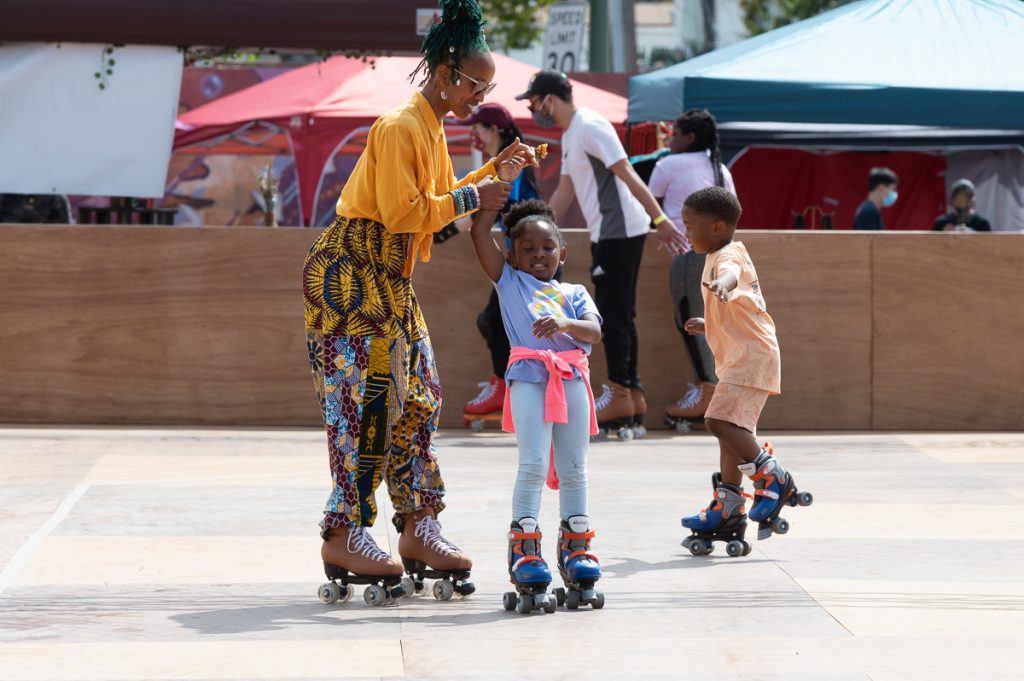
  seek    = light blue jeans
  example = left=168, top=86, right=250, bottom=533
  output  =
left=510, top=378, right=591, bottom=521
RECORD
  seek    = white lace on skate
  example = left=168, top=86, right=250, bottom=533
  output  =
left=414, top=516, right=462, bottom=557
left=593, top=384, right=613, bottom=410
left=467, top=380, right=496, bottom=405
left=346, top=526, right=390, bottom=562
left=674, top=383, right=702, bottom=409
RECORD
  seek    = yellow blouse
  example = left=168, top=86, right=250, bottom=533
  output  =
left=336, top=91, right=496, bottom=276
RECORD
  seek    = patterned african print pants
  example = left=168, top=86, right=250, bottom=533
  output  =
left=303, top=216, right=446, bottom=534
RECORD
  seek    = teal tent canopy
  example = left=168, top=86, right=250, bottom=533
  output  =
left=628, top=0, right=1024, bottom=129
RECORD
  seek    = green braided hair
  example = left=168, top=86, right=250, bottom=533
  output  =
left=410, top=0, right=490, bottom=85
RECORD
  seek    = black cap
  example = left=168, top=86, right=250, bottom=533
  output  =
left=514, top=70, right=572, bottom=101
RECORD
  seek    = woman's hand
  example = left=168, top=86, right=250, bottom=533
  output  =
left=476, top=177, right=511, bottom=211
left=496, top=155, right=528, bottom=183
left=683, top=317, right=705, bottom=335
left=495, top=137, right=538, bottom=170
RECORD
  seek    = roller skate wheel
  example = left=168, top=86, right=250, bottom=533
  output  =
left=566, top=590, right=580, bottom=610
left=534, top=593, right=551, bottom=614
left=364, top=584, right=387, bottom=606
left=681, top=535, right=695, bottom=549
left=674, top=420, right=692, bottom=435
left=469, top=419, right=485, bottom=433
left=592, top=591, right=605, bottom=609
left=773, top=517, right=790, bottom=535
left=741, top=541, right=752, bottom=556
left=590, top=428, right=609, bottom=442
left=401, top=576, right=417, bottom=597
left=618, top=426, right=634, bottom=442
left=388, top=583, right=407, bottom=600
left=455, top=580, right=476, bottom=597
left=502, top=591, right=517, bottom=611
left=516, top=594, right=534, bottom=614
left=318, top=582, right=342, bottom=604
left=797, top=491, right=814, bottom=507
left=688, top=540, right=706, bottom=557
left=581, top=588, right=597, bottom=604
left=542, top=595, right=556, bottom=614
left=726, top=540, right=745, bottom=558
left=341, top=584, right=354, bottom=602
left=432, top=579, right=455, bottom=601
left=633, top=424, right=647, bottom=439
left=552, top=587, right=566, bottom=607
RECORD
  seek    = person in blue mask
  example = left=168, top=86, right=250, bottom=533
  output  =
left=515, top=70, right=688, bottom=440
left=852, top=167, right=899, bottom=230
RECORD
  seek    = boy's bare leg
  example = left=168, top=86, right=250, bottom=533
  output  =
left=707, top=417, right=760, bottom=486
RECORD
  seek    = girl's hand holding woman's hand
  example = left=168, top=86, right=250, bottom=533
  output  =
left=477, top=177, right=511, bottom=210
left=495, top=137, right=538, bottom=170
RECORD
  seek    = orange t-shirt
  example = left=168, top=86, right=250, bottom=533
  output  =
left=702, top=241, right=781, bottom=394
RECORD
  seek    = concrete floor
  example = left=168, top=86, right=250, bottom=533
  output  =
left=1, top=426, right=1023, bottom=681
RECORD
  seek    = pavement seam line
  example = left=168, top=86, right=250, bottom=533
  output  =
left=0, top=482, right=90, bottom=596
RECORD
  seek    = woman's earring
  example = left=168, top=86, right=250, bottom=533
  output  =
left=453, top=77, right=461, bottom=86
left=440, top=90, right=447, bottom=101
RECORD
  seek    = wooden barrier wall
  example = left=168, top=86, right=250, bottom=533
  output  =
left=0, top=225, right=1020, bottom=430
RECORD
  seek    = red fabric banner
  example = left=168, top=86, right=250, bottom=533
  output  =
left=730, top=148, right=947, bottom=230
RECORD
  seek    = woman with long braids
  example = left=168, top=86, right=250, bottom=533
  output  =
left=458, top=103, right=542, bottom=422
left=303, top=0, right=535, bottom=602
left=647, top=109, right=736, bottom=429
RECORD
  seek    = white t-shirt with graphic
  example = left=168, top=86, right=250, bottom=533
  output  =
left=648, top=151, right=736, bottom=225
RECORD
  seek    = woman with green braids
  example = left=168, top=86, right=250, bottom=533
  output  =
left=303, top=0, right=536, bottom=602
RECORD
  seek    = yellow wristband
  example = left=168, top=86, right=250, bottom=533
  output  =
left=653, top=214, right=668, bottom=226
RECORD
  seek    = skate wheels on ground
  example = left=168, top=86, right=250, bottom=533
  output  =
left=432, top=579, right=455, bottom=601
left=796, top=491, right=814, bottom=507
left=617, top=426, right=635, bottom=441
left=687, top=538, right=714, bottom=556
left=551, top=587, right=566, bottom=606
left=502, top=591, right=517, bottom=611
left=318, top=582, right=343, bottom=604
left=469, top=419, right=485, bottom=433
left=773, top=517, right=790, bottom=535
left=726, top=540, right=751, bottom=558
left=401, top=576, right=426, bottom=597
left=539, top=593, right=556, bottom=614
left=363, top=584, right=387, bottom=606
left=632, top=424, right=647, bottom=439
left=454, top=579, right=476, bottom=597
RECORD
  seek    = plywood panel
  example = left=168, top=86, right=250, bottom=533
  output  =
left=872, top=233, right=1024, bottom=430
left=1, top=225, right=1020, bottom=430
left=0, top=225, right=318, bottom=426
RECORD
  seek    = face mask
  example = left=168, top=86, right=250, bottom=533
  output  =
left=531, top=96, right=556, bottom=128
left=882, top=190, right=898, bottom=207
left=469, top=132, right=485, bottom=151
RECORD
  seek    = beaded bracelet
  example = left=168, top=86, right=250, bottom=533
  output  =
left=465, top=183, right=480, bottom=211
left=452, top=188, right=465, bottom=214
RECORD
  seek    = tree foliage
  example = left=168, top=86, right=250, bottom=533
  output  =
left=740, top=0, right=854, bottom=36
left=480, top=0, right=561, bottom=51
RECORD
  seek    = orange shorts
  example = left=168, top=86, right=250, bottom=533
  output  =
left=704, top=382, right=771, bottom=434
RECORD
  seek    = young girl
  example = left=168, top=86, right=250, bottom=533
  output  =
left=470, top=196, right=605, bottom=614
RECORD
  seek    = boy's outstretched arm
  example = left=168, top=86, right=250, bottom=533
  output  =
left=469, top=205, right=505, bottom=283
left=704, top=271, right=738, bottom=303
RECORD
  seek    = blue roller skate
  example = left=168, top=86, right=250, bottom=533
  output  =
left=502, top=518, right=555, bottom=615
left=681, top=473, right=752, bottom=557
left=551, top=515, right=604, bottom=610
left=738, top=443, right=814, bottom=540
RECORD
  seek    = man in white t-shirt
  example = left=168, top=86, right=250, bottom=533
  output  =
left=515, top=71, right=687, bottom=435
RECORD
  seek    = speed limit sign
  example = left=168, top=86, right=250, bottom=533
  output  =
left=543, top=3, right=586, bottom=73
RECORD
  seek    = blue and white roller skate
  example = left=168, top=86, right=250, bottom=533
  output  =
left=738, top=443, right=813, bottom=540
left=551, top=515, right=604, bottom=610
left=681, top=473, right=751, bottom=557
left=502, top=518, right=555, bottom=615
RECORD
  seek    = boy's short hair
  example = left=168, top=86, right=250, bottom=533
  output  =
left=868, top=167, right=899, bottom=191
left=683, top=186, right=742, bottom=227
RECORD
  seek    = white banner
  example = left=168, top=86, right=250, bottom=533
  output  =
left=0, top=43, right=183, bottom=198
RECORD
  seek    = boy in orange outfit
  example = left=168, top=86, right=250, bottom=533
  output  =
left=678, top=187, right=811, bottom=553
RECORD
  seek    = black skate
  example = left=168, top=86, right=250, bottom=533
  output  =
left=318, top=562, right=406, bottom=606
left=401, top=557, right=475, bottom=601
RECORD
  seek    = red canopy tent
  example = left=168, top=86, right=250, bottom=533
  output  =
left=174, top=54, right=628, bottom=225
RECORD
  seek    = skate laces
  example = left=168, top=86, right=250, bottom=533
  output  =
left=675, top=383, right=701, bottom=409
left=468, top=380, right=496, bottom=405
left=345, top=526, right=390, bottom=562
left=594, top=384, right=613, bottom=410
left=414, top=516, right=461, bottom=557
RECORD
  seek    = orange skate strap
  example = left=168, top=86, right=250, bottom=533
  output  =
left=511, top=555, right=545, bottom=572
left=508, top=531, right=542, bottom=540
left=561, top=529, right=595, bottom=540
left=566, top=550, right=599, bottom=563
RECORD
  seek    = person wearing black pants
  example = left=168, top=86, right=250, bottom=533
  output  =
left=514, top=70, right=687, bottom=437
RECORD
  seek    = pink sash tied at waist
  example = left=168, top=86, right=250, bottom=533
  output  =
left=501, top=347, right=599, bottom=436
